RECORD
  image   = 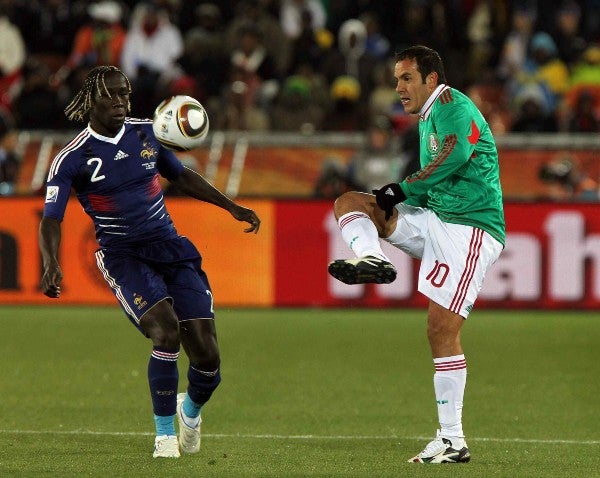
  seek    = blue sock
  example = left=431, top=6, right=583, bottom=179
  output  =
left=154, top=414, right=176, bottom=436
left=186, top=365, right=221, bottom=417
left=182, top=393, right=202, bottom=419
left=148, top=346, right=179, bottom=435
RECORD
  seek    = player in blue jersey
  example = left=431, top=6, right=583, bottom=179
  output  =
left=38, top=65, right=261, bottom=458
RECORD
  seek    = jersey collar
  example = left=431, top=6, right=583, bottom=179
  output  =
left=87, top=123, right=126, bottom=144
left=419, top=84, right=449, bottom=121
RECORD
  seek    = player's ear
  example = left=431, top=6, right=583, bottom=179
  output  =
left=426, top=71, right=438, bottom=88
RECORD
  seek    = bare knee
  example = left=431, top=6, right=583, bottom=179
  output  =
left=180, top=320, right=220, bottom=368
left=333, top=191, right=372, bottom=219
left=189, top=335, right=220, bottom=370
left=332, top=190, right=394, bottom=237
left=140, top=300, right=180, bottom=349
left=427, top=301, right=464, bottom=357
left=152, top=324, right=180, bottom=349
left=427, top=320, right=454, bottom=346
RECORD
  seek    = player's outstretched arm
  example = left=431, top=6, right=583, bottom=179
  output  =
left=39, top=216, right=64, bottom=298
left=169, top=166, right=261, bottom=233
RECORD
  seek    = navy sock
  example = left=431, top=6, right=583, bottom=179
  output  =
left=148, top=346, right=179, bottom=435
left=187, top=365, right=221, bottom=409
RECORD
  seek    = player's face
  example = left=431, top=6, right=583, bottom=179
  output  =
left=394, top=58, right=437, bottom=115
left=89, top=72, right=130, bottom=137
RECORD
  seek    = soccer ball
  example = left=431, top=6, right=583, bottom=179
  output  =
left=152, top=95, right=210, bottom=151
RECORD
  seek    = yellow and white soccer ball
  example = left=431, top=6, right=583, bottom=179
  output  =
left=152, top=95, right=209, bottom=151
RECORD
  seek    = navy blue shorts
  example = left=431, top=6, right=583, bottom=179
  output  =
left=95, top=236, right=214, bottom=334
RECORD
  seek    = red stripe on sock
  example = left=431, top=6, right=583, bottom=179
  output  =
left=339, top=212, right=369, bottom=229
left=435, top=359, right=467, bottom=371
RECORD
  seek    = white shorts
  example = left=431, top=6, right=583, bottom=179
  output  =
left=385, top=204, right=503, bottom=318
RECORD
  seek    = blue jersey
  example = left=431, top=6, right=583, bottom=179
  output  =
left=43, top=118, right=184, bottom=248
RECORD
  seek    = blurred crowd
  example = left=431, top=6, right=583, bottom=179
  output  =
left=0, top=0, right=599, bottom=197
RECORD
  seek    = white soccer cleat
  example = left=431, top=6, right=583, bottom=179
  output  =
left=177, top=392, right=202, bottom=453
left=153, top=435, right=180, bottom=458
left=408, top=430, right=471, bottom=463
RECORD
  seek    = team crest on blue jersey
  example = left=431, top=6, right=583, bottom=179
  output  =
left=140, top=144, right=157, bottom=160
left=427, top=133, right=440, bottom=156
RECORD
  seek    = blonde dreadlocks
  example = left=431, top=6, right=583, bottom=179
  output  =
left=64, top=66, right=132, bottom=122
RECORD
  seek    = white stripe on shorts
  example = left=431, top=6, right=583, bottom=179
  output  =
left=95, top=250, right=139, bottom=322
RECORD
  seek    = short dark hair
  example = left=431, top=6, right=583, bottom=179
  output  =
left=395, top=45, right=447, bottom=85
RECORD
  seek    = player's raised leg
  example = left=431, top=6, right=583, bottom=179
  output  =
left=178, top=319, right=221, bottom=453
left=140, top=300, right=181, bottom=458
left=327, top=191, right=397, bottom=284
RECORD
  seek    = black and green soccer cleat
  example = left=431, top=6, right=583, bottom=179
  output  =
left=328, top=256, right=397, bottom=285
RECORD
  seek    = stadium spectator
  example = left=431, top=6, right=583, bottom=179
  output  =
left=320, top=18, right=379, bottom=109
left=539, top=154, right=600, bottom=200
left=313, top=156, right=358, bottom=199
left=292, top=61, right=331, bottom=113
left=120, top=1, right=185, bottom=117
left=345, top=115, right=402, bottom=193
left=392, top=0, right=443, bottom=54
left=581, top=0, right=600, bottom=42
left=322, top=75, right=367, bottom=131
left=286, top=7, right=331, bottom=75
left=497, top=5, right=537, bottom=83
left=13, top=0, right=79, bottom=57
left=569, top=44, right=600, bottom=88
left=367, top=62, right=396, bottom=113
left=280, top=0, right=327, bottom=41
left=216, top=65, right=271, bottom=131
left=359, top=11, right=390, bottom=62
left=327, top=45, right=504, bottom=464
left=465, top=0, right=499, bottom=84
left=269, top=74, right=326, bottom=132
left=50, top=1, right=126, bottom=89
left=0, top=107, right=20, bottom=195
left=507, top=31, right=570, bottom=115
left=564, top=89, right=600, bottom=132
left=510, top=86, right=559, bottom=132
left=562, top=45, right=600, bottom=112
left=224, top=0, right=291, bottom=77
left=180, top=3, right=228, bottom=104
left=13, top=57, right=69, bottom=129
left=38, top=65, right=261, bottom=458
left=552, top=0, right=587, bottom=68
left=0, top=7, right=26, bottom=111
left=227, top=21, right=280, bottom=111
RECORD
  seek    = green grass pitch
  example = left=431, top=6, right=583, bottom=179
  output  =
left=0, top=305, right=598, bottom=477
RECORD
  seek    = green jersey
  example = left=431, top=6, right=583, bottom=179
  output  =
left=400, top=85, right=505, bottom=245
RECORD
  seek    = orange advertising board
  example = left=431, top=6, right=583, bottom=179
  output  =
left=0, top=197, right=273, bottom=307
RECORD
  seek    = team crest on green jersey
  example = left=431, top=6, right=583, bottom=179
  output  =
left=427, top=133, right=441, bottom=156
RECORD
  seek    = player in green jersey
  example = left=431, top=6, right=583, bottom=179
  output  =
left=328, top=45, right=505, bottom=463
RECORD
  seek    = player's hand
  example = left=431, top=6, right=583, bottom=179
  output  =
left=231, top=205, right=261, bottom=234
left=41, top=264, right=63, bottom=298
left=372, top=183, right=406, bottom=220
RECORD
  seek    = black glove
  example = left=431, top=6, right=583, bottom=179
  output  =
left=372, top=183, right=406, bottom=220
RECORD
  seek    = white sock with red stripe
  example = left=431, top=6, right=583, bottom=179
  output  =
left=338, top=212, right=389, bottom=261
left=433, top=354, right=467, bottom=438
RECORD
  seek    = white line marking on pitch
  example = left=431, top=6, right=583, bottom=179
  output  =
left=1, top=429, right=598, bottom=445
